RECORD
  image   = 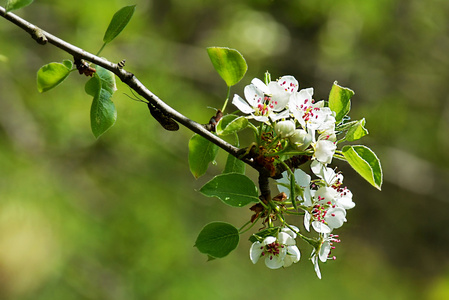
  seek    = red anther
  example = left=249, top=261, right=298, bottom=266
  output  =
left=331, top=213, right=335, bottom=217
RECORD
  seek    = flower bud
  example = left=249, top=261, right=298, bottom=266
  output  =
left=289, top=129, right=312, bottom=150
left=274, top=120, right=296, bottom=138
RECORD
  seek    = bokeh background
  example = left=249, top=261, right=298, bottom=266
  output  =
left=1, top=0, right=449, bottom=299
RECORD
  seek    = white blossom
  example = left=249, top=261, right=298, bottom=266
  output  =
left=250, top=226, right=300, bottom=269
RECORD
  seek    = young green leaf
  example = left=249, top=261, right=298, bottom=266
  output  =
left=200, top=173, right=259, bottom=207
left=37, top=62, right=72, bottom=93
left=195, top=222, right=239, bottom=259
left=329, top=81, right=354, bottom=123
left=5, top=0, right=33, bottom=12
left=103, top=5, right=136, bottom=44
left=345, top=118, right=369, bottom=142
left=188, top=134, right=219, bottom=178
left=88, top=66, right=117, bottom=138
left=342, top=145, right=383, bottom=190
left=207, top=47, right=247, bottom=87
left=216, top=115, right=248, bottom=136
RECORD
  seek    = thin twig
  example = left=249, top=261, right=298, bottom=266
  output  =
left=0, top=6, right=260, bottom=168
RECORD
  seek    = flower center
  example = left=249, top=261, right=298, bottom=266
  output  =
left=255, top=95, right=278, bottom=116
left=261, top=242, right=284, bottom=260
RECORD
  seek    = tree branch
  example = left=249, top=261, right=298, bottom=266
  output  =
left=0, top=5, right=261, bottom=169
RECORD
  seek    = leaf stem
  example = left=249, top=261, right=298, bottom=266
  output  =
left=96, top=42, right=107, bottom=56
left=221, top=86, right=231, bottom=112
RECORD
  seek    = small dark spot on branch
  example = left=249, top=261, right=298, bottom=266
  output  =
left=31, top=27, right=47, bottom=45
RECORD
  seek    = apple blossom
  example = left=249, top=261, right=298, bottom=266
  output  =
left=274, top=120, right=296, bottom=138
left=232, top=76, right=298, bottom=123
left=289, top=128, right=313, bottom=150
left=250, top=226, right=300, bottom=269
left=310, top=234, right=341, bottom=279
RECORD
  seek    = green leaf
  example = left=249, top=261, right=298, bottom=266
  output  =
left=85, top=76, right=100, bottom=97
left=195, top=222, right=239, bottom=259
left=5, top=0, right=33, bottom=12
left=216, top=115, right=248, bottom=136
left=342, top=145, right=383, bottom=190
left=188, top=134, right=219, bottom=178
left=249, top=227, right=280, bottom=243
left=36, top=62, right=72, bottom=93
left=329, top=81, right=354, bottom=123
left=345, top=118, right=369, bottom=142
left=223, top=153, right=246, bottom=174
left=103, top=5, right=136, bottom=44
left=88, top=66, right=117, bottom=138
left=207, top=47, right=247, bottom=87
left=62, top=59, right=73, bottom=70
left=200, top=173, right=259, bottom=207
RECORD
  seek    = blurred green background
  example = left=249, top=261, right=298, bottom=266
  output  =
left=1, top=0, right=449, bottom=299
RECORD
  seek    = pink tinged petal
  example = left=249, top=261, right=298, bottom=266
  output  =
left=312, top=221, right=332, bottom=234
left=250, top=241, right=263, bottom=264
left=251, top=78, right=270, bottom=94
left=232, top=94, right=254, bottom=114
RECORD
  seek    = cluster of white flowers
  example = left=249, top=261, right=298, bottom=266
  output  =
left=236, top=75, right=354, bottom=278
left=233, top=75, right=337, bottom=164
left=276, top=161, right=353, bottom=278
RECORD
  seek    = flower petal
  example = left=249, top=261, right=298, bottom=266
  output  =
left=312, top=221, right=332, bottom=234
left=249, top=241, right=263, bottom=264
left=264, top=254, right=284, bottom=269
left=251, top=78, right=270, bottom=94
left=311, top=253, right=322, bottom=279
left=244, top=84, right=264, bottom=108
left=277, top=232, right=295, bottom=246
left=232, top=94, right=254, bottom=114
left=325, top=207, right=346, bottom=229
